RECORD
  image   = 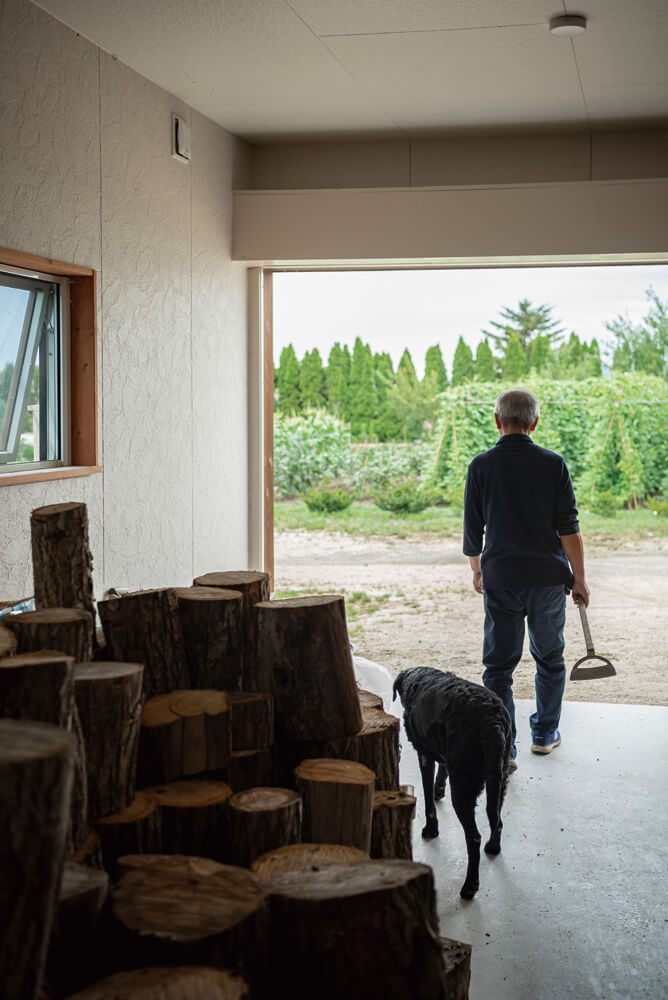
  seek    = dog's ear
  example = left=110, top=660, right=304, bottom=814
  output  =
left=392, top=673, right=404, bottom=702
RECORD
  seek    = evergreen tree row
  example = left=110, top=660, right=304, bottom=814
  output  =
left=276, top=337, right=446, bottom=441
left=275, top=294, right=668, bottom=441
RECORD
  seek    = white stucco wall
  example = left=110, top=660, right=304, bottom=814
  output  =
left=0, top=0, right=251, bottom=600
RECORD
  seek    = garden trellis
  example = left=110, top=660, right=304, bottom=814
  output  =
left=274, top=374, right=668, bottom=512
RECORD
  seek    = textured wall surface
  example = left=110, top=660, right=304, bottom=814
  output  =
left=0, top=0, right=250, bottom=599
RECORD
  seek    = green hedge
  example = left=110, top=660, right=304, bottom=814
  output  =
left=429, top=374, right=668, bottom=510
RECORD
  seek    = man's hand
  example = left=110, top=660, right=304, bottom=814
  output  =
left=567, top=579, right=590, bottom=608
left=561, top=532, right=590, bottom=607
left=468, top=555, right=483, bottom=594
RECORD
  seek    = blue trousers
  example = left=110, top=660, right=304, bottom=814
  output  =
left=482, top=585, right=566, bottom=743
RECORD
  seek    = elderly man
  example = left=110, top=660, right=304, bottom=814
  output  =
left=463, top=388, right=590, bottom=767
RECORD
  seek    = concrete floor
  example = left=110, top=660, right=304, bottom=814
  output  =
left=396, top=699, right=668, bottom=1000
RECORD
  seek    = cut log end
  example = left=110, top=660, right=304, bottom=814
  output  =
left=251, top=843, right=368, bottom=879
left=31, top=501, right=87, bottom=519
left=64, top=966, right=249, bottom=999
left=145, top=778, right=233, bottom=808
left=194, top=571, right=269, bottom=590
left=295, top=757, right=375, bottom=786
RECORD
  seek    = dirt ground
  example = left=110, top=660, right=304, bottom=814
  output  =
left=274, top=529, right=668, bottom=707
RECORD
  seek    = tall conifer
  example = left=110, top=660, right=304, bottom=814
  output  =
left=424, top=345, right=448, bottom=389
left=277, top=344, right=301, bottom=413
left=451, top=337, right=474, bottom=385
left=474, top=339, right=496, bottom=382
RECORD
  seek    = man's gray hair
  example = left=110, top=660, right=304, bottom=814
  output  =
left=494, top=389, right=540, bottom=430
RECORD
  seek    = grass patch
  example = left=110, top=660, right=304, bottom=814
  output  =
left=270, top=583, right=391, bottom=621
left=274, top=499, right=463, bottom=539
left=275, top=499, right=668, bottom=546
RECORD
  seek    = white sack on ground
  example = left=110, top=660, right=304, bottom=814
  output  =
left=352, top=653, right=396, bottom=715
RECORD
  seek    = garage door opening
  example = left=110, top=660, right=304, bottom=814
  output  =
left=269, top=262, right=668, bottom=710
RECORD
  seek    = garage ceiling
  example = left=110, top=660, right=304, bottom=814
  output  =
left=33, top=0, right=668, bottom=142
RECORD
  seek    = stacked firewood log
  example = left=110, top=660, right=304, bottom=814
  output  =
left=0, top=501, right=471, bottom=1000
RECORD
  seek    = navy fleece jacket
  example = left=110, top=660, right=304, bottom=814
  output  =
left=463, top=434, right=579, bottom=590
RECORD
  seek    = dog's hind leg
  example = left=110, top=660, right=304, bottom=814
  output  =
left=434, top=763, right=447, bottom=801
left=483, top=771, right=505, bottom=856
left=418, top=752, right=439, bottom=838
left=449, top=779, right=481, bottom=899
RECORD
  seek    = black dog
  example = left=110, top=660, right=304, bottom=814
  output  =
left=393, top=667, right=512, bottom=899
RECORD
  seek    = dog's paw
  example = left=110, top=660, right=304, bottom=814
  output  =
left=484, top=837, right=502, bottom=856
left=421, top=822, right=439, bottom=839
left=460, top=880, right=479, bottom=900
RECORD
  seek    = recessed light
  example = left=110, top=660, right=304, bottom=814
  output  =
left=549, top=14, right=587, bottom=37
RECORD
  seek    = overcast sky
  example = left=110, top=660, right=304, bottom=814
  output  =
left=273, top=264, right=668, bottom=377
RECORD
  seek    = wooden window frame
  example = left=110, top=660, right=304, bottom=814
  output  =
left=0, top=247, right=100, bottom=486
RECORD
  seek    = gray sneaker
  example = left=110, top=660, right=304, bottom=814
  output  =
left=531, top=730, right=561, bottom=754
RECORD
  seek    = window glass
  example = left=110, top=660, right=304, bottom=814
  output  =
left=0, top=271, right=62, bottom=468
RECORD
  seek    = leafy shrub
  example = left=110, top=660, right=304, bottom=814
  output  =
left=304, top=487, right=354, bottom=513
left=274, top=411, right=433, bottom=499
left=274, top=411, right=354, bottom=498
left=583, top=489, right=620, bottom=517
left=372, top=477, right=438, bottom=515
left=648, top=496, right=668, bottom=518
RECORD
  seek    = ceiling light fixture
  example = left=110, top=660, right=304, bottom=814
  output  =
left=549, top=14, right=587, bottom=36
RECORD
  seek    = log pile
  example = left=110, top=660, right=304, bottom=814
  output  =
left=0, top=500, right=470, bottom=998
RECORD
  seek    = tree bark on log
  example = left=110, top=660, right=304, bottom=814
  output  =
left=226, top=788, right=301, bottom=868
left=371, top=788, right=416, bottom=861
left=0, top=719, right=75, bottom=1000
left=30, top=502, right=96, bottom=623
left=320, top=709, right=400, bottom=791
left=46, top=862, right=109, bottom=997
left=0, top=624, right=17, bottom=658
left=261, top=860, right=448, bottom=1000
left=74, top=662, right=144, bottom=818
left=251, top=842, right=368, bottom=879
left=175, top=587, right=244, bottom=691
left=7, top=607, right=94, bottom=662
left=97, top=590, right=189, bottom=699
left=92, top=792, right=162, bottom=878
left=109, top=855, right=266, bottom=983
left=227, top=692, right=274, bottom=751
left=440, top=937, right=472, bottom=1000
left=0, top=650, right=88, bottom=850
left=295, top=758, right=375, bottom=853
left=0, top=649, right=74, bottom=727
left=224, top=748, right=274, bottom=792
left=65, top=966, right=249, bottom=999
left=255, top=596, right=362, bottom=739
left=193, top=571, right=270, bottom=692
left=138, top=690, right=230, bottom=786
left=143, top=779, right=232, bottom=862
